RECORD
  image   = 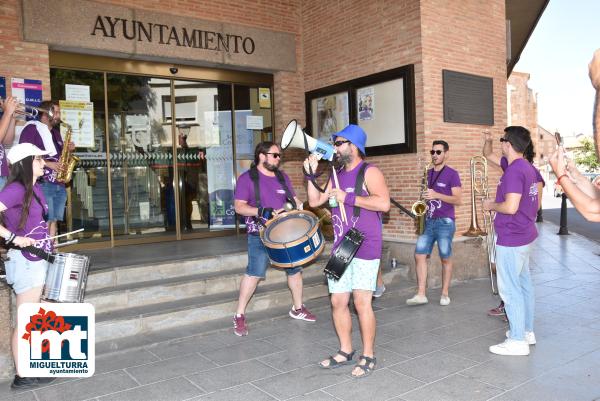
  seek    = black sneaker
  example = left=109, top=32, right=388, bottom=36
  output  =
left=11, top=375, right=39, bottom=390
left=10, top=376, right=55, bottom=389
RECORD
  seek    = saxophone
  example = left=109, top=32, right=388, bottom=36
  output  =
left=56, top=121, right=81, bottom=183
left=411, top=163, right=432, bottom=235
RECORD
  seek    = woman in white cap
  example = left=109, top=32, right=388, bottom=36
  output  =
left=0, top=143, right=55, bottom=389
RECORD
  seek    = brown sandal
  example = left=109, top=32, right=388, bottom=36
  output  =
left=351, top=355, right=376, bottom=378
left=318, top=350, right=355, bottom=369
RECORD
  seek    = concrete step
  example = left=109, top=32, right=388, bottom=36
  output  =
left=94, top=274, right=329, bottom=342
left=85, top=260, right=327, bottom=314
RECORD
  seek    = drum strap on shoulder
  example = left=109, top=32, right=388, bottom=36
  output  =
left=353, top=162, right=368, bottom=218
left=249, top=165, right=296, bottom=210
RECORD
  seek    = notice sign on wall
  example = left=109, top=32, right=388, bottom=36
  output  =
left=59, top=100, right=95, bottom=147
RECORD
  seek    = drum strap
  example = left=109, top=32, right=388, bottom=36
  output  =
left=249, top=165, right=296, bottom=210
left=353, top=163, right=368, bottom=218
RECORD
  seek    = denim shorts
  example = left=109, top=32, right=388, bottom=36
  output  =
left=415, top=217, right=456, bottom=259
left=41, top=181, right=67, bottom=222
left=327, top=257, right=380, bottom=293
left=246, top=234, right=302, bottom=278
left=0, top=176, right=7, bottom=191
left=5, top=249, right=49, bottom=294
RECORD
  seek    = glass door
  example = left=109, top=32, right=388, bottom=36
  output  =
left=106, top=75, right=175, bottom=241
left=173, top=81, right=235, bottom=233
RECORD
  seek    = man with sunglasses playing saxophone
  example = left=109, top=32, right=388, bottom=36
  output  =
left=406, top=140, right=462, bottom=306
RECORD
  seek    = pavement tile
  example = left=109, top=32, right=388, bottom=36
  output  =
left=379, top=332, right=461, bottom=358
left=193, top=383, right=276, bottom=401
left=258, top=342, right=332, bottom=372
left=145, top=333, right=230, bottom=360
left=32, top=371, right=138, bottom=401
left=186, top=359, right=280, bottom=393
left=442, top=335, right=498, bottom=363
left=287, top=390, right=340, bottom=400
left=460, top=356, right=546, bottom=390
left=95, top=349, right=160, bottom=375
left=200, top=339, right=282, bottom=366
left=126, top=353, right=217, bottom=385
left=0, top=388, right=38, bottom=401
left=97, top=377, right=204, bottom=401
left=400, top=373, right=503, bottom=401
left=388, top=351, right=479, bottom=383
left=252, top=365, right=350, bottom=400
left=324, top=368, right=423, bottom=401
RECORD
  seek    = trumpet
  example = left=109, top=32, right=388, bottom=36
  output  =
left=463, top=156, right=498, bottom=294
left=0, top=98, right=54, bottom=119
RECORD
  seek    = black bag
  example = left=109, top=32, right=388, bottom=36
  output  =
left=324, top=227, right=364, bottom=281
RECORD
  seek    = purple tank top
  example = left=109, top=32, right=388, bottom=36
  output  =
left=331, top=161, right=382, bottom=260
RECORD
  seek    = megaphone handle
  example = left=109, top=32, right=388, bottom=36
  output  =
left=331, top=167, right=347, bottom=224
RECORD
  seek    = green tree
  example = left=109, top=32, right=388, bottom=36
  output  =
left=574, top=137, right=600, bottom=172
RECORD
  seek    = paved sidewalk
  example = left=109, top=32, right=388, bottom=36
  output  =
left=2, top=221, right=600, bottom=401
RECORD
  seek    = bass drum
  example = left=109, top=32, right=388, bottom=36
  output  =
left=260, top=210, right=324, bottom=268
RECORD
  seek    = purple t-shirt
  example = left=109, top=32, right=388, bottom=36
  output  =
left=234, top=168, right=296, bottom=235
left=19, top=125, right=65, bottom=186
left=0, top=182, right=52, bottom=261
left=331, top=161, right=382, bottom=260
left=500, top=156, right=544, bottom=186
left=426, top=166, right=461, bottom=220
left=494, top=158, right=539, bottom=247
left=0, top=145, right=8, bottom=177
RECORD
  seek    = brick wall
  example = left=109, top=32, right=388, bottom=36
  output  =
left=301, top=0, right=508, bottom=238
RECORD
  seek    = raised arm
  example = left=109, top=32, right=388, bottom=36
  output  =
left=589, top=49, right=600, bottom=159
left=482, top=131, right=502, bottom=168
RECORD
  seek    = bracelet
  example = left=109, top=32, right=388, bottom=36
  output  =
left=557, top=174, right=568, bottom=185
left=5, top=233, right=16, bottom=245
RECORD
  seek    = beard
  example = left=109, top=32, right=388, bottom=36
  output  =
left=262, top=160, right=279, bottom=172
left=337, top=152, right=352, bottom=167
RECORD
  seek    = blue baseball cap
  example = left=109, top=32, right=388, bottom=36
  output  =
left=331, top=124, right=367, bottom=155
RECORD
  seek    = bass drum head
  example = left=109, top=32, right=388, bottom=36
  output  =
left=264, top=211, right=316, bottom=244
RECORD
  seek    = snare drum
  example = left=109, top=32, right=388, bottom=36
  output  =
left=260, top=210, right=324, bottom=268
left=42, top=253, right=90, bottom=303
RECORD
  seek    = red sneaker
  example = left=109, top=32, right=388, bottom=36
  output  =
left=233, top=314, right=248, bottom=336
left=487, top=302, right=506, bottom=317
left=289, top=304, right=317, bottom=322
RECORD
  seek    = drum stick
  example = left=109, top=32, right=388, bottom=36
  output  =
left=54, top=239, right=79, bottom=248
left=36, top=228, right=84, bottom=243
left=331, top=167, right=347, bottom=224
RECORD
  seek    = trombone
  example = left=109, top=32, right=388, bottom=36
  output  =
left=0, top=98, right=54, bottom=119
left=464, top=155, right=498, bottom=294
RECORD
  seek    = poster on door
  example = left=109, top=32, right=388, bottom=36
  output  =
left=11, top=78, right=42, bottom=121
left=206, top=111, right=235, bottom=228
left=59, top=100, right=95, bottom=147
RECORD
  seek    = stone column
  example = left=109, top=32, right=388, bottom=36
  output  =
left=0, top=281, right=15, bottom=379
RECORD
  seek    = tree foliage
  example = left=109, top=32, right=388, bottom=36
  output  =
left=574, top=137, right=600, bottom=172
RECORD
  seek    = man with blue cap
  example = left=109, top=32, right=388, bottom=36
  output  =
left=305, top=124, right=390, bottom=378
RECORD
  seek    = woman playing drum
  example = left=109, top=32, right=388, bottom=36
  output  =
left=0, top=143, right=54, bottom=389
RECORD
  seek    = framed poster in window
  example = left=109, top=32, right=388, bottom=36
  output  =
left=309, top=91, right=349, bottom=140
left=306, top=65, right=415, bottom=156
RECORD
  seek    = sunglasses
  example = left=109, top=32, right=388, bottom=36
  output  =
left=333, top=140, right=351, bottom=147
left=499, top=137, right=510, bottom=143
left=265, top=152, right=281, bottom=158
left=430, top=150, right=443, bottom=155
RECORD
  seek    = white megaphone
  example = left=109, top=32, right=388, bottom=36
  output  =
left=280, top=120, right=335, bottom=161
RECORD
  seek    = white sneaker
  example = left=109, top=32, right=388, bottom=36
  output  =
left=440, top=295, right=451, bottom=306
left=506, top=330, right=536, bottom=345
left=406, top=294, right=428, bottom=305
left=489, top=339, right=530, bottom=356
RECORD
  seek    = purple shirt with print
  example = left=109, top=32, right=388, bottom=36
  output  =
left=501, top=156, right=545, bottom=186
left=494, top=158, right=539, bottom=247
left=235, top=168, right=296, bottom=235
left=0, top=145, right=8, bottom=177
left=0, top=182, right=52, bottom=261
left=19, top=125, right=65, bottom=187
left=331, top=161, right=382, bottom=260
left=426, top=166, right=461, bottom=220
